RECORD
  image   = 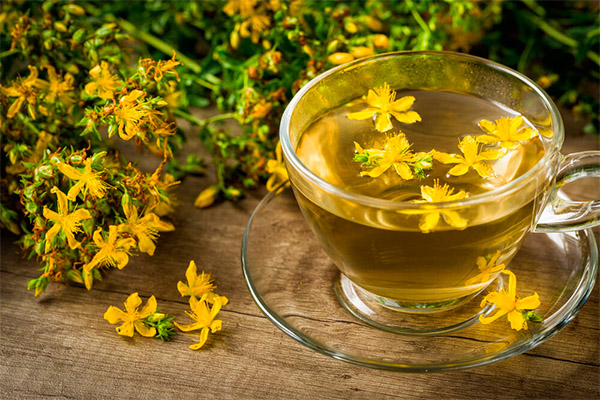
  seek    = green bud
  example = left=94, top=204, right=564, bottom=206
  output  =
left=36, top=165, right=54, bottom=179
left=25, top=201, right=38, bottom=215
left=44, top=39, right=53, bottom=51
left=69, top=154, right=83, bottom=163
left=95, top=24, right=115, bottom=38
left=66, top=269, right=84, bottom=284
left=72, top=28, right=87, bottom=44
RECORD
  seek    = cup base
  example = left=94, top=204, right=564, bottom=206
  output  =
left=334, top=274, right=499, bottom=336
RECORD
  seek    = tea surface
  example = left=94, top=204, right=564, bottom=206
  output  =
left=294, top=89, right=548, bottom=305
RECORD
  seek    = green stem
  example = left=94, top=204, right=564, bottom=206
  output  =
left=0, top=49, right=18, bottom=58
left=174, top=109, right=238, bottom=126
left=406, top=0, right=430, bottom=33
left=525, top=12, right=600, bottom=67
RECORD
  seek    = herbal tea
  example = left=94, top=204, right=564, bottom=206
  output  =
left=294, top=87, right=547, bottom=306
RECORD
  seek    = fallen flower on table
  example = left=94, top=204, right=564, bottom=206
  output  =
left=174, top=294, right=224, bottom=350
left=104, top=292, right=174, bottom=340
left=479, top=270, right=543, bottom=331
left=177, top=260, right=229, bottom=305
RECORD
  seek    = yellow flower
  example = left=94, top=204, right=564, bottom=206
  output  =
left=479, top=270, right=541, bottom=331
left=104, top=292, right=157, bottom=337
left=347, top=83, right=421, bottom=132
left=177, top=260, right=229, bottom=305
left=354, top=132, right=431, bottom=179
left=240, top=13, right=270, bottom=44
left=57, top=156, right=109, bottom=201
left=404, top=179, right=468, bottom=233
left=114, top=90, right=150, bottom=141
left=139, top=51, right=182, bottom=82
left=118, top=200, right=174, bottom=256
left=433, top=135, right=506, bottom=178
left=43, top=187, right=92, bottom=252
left=266, top=141, right=289, bottom=192
left=465, top=250, right=506, bottom=286
left=36, top=65, right=75, bottom=108
left=1, top=65, right=41, bottom=119
left=84, top=61, right=120, bottom=99
left=174, top=294, right=223, bottom=350
left=223, top=0, right=258, bottom=18
left=84, top=225, right=136, bottom=272
left=477, top=116, right=538, bottom=150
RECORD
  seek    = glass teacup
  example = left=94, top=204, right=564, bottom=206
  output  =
left=280, top=51, right=599, bottom=324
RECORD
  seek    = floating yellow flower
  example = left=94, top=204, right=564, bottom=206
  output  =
left=404, top=179, right=468, bottom=233
left=1, top=65, right=41, bottom=119
left=433, top=135, right=506, bottom=178
left=118, top=200, right=174, bottom=256
left=58, top=156, right=109, bottom=201
left=43, top=187, right=92, bottom=252
left=266, top=141, right=289, bottom=192
left=347, top=83, right=421, bottom=132
left=477, top=116, right=537, bottom=150
left=104, top=293, right=157, bottom=337
left=37, top=65, right=75, bottom=108
left=114, top=90, right=150, bottom=141
left=84, top=61, right=120, bottom=99
left=465, top=250, right=505, bottom=286
left=354, top=132, right=432, bottom=179
left=479, top=270, right=541, bottom=331
left=174, top=294, right=223, bottom=350
left=177, top=260, right=229, bottom=305
left=84, top=225, right=136, bottom=272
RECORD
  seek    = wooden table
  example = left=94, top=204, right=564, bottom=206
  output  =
left=1, top=126, right=598, bottom=399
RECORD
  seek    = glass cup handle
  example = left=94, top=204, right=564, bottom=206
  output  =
left=534, top=151, right=600, bottom=232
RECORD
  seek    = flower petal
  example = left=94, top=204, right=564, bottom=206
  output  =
left=390, top=95, right=416, bottom=112
left=104, top=306, right=128, bottom=324
left=478, top=119, right=496, bottom=134
left=189, top=327, right=210, bottom=350
left=390, top=110, right=421, bottom=124
left=433, top=151, right=462, bottom=164
left=116, top=321, right=134, bottom=337
left=57, top=163, right=83, bottom=180
left=441, top=210, right=467, bottom=229
left=113, top=251, right=129, bottom=270
left=478, top=309, right=508, bottom=325
left=186, top=260, right=198, bottom=286
left=479, top=148, right=507, bottom=161
left=419, top=212, right=440, bottom=233
left=448, top=163, right=470, bottom=176
left=124, top=292, right=142, bottom=314
left=374, top=113, right=393, bottom=132
left=507, top=310, right=527, bottom=331
left=475, top=134, right=500, bottom=144
left=177, top=281, right=189, bottom=297
left=472, top=162, right=495, bottom=178
left=134, top=320, right=156, bottom=337
left=516, top=292, right=541, bottom=311
left=503, top=270, right=517, bottom=300
left=393, top=162, right=414, bottom=180
left=347, top=109, right=377, bottom=121
left=174, top=321, right=205, bottom=332
left=139, top=295, right=157, bottom=318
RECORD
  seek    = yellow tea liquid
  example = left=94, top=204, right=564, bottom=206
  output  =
left=294, top=90, right=547, bottom=306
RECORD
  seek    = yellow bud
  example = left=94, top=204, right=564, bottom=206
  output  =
left=302, top=45, right=313, bottom=58
left=194, top=186, right=219, bottom=208
left=350, top=46, right=374, bottom=59
left=328, top=52, right=354, bottom=65
left=373, top=34, right=390, bottom=49
left=262, top=39, right=272, bottom=50
left=364, top=16, right=384, bottom=32
left=230, top=30, right=240, bottom=50
left=64, top=4, right=85, bottom=16
left=344, top=21, right=358, bottom=34
left=54, top=21, right=68, bottom=33
left=327, top=39, right=339, bottom=53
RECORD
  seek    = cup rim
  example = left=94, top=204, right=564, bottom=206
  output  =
left=279, top=50, right=565, bottom=210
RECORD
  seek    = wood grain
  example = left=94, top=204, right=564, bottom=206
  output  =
left=1, top=129, right=598, bottom=399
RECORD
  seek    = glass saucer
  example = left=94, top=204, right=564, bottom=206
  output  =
left=241, top=187, right=598, bottom=372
